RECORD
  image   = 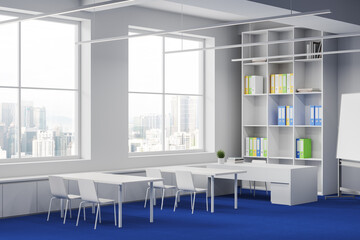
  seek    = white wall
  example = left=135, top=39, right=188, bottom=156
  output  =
left=337, top=37, right=360, bottom=191
left=0, top=5, right=242, bottom=178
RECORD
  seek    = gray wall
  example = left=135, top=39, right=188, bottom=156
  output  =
left=0, top=4, right=242, bottom=177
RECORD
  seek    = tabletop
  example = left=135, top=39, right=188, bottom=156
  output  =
left=55, top=172, right=163, bottom=185
left=154, top=166, right=246, bottom=176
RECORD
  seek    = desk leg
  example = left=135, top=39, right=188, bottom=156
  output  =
left=234, top=174, right=238, bottom=209
left=211, top=176, right=214, bottom=213
left=150, top=182, right=154, bottom=223
left=118, top=185, right=123, bottom=228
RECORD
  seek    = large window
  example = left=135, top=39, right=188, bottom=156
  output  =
left=0, top=14, right=79, bottom=160
left=129, top=29, right=204, bottom=153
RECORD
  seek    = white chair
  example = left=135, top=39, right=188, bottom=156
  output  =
left=144, top=168, right=176, bottom=210
left=47, top=176, right=81, bottom=224
left=173, top=171, right=208, bottom=214
left=250, top=160, right=268, bottom=197
left=76, top=179, right=117, bottom=230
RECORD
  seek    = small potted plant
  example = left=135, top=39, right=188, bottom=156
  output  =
left=217, top=150, right=225, bottom=164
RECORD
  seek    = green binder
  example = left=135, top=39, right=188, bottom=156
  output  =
left=300, top=138, right=312, bottom=158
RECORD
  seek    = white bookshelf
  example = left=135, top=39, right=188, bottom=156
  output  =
left=239, top=26, right=338, bottom=196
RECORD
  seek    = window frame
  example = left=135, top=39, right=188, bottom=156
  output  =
left=0, top=11, right=81, bottom=163
left=128, top=27, right=206, bottom=156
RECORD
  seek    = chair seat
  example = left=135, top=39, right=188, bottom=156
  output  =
left=163, top=184, right=177, bottom=189
left=98, top=198, right=115, bottom=204
left=68, top=194, right=81, bottom=200
left=194, top=188, right=207, bottom=193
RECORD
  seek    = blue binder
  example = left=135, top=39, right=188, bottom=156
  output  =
left=278, top=106, right=285, bottom=125
left=256, top=138, right=261, bottom=156
left=315, top=105, right=322, bottom=126
left=310, top=105, right=315, bottom=125
left=296, top=138, right=300, bottom=158
left=289, top=106, right=294, bottom=126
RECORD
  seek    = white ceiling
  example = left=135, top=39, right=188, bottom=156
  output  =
left=82, top=0, right=360, bottom=33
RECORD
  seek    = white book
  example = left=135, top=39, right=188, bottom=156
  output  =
left=245, top=137, right=249, bottom=156
left=260, top=138, right=264, bottom=156
left=275, top=74, right=280, bottom=93
left=249, top=137, right=252, bottom=156
left=287, top=74, right=291, bottom=93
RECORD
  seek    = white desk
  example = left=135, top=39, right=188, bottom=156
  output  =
left=55, top=172, right=162, bottom=228
left=206, top=163, right=318, bottom=205
left=154, top=166, right=246, bottom=213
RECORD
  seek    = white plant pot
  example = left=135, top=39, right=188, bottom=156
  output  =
left=218, top=158, right=225, bottom=164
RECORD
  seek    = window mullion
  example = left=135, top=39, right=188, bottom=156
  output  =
left=162, top=36, right=166, bottom=152
left=18, top=21, right=22, bottom=159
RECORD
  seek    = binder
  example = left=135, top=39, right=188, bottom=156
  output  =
left=252, top=138, right=257, bottom=156
left=263, top=138, right=268, bottom=157
left=270, top=74, right=275, bottom=94
left=249, top=75, right=253, bottom=94
left=315, top=105, right=322, bottom=126
left=256, top=138, right=261, bottom=156
left=245, top=137, right=250, bottom=156
left=300, top=139, right=312, bottom=158
left=286, top=106, right=290, bottom=126
left=310, top=105, right=315, bottom=125
left=250, top=76, right=264, bottom=94
left=282, top=74, right=287, bottom=93
left=245, top=76, right=249, bottom=94
left=260, top=138, right=264, bottom=156
left=278, top=106, right=282, bottom=125
left=315, top=105, right=319, bottom=125
left=275, top=74, right=280, bottom=94
left=249, top=137, right=253, bottom=156
left=278, top=74, right=282, bottom=93
left=296, top=138, right=300, bottom=158
left=289, top=106, right=294, bottom=126
left=287, top=74, right=291, bottom=93
left=290, top=73, right=294, bottom=93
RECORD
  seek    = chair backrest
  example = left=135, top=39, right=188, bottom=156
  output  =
left=49, top=176, right=68, bottom=198
left=175, top=171, right=195, bottom=191
left=77, top=179, right=99, bottom=203
left=251, top=160, right=267, bottom=165
left=146, top=169, right=164, bottom=188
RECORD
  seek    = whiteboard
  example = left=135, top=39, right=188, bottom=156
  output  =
left=337, top=93, right=360, bottom=161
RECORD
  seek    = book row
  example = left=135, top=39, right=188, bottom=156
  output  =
left=310, top=105, right=322, bottom=126
left=270, top=73, right=294, bottom=94
left=245, top=137, right=268, bottom=157
left=296, top=138, right=312, bottom=158
left=278, top=106, right=293, bottom=126
left=244, top=75, right=264, bottom=94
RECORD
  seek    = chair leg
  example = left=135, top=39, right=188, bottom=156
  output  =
left=161, top=188, right=165, bottom=210
left=190, top=193, right=193, bottom=209
left=192, top=192, right=196, bottom=214
left=63, top=199, right=69, bottom=224
left=173, top=191, right=179, bottom=212
left=239, top=180, right=242, bottom=195
left=98, top=204, right=102, bottom=224
left=83, top=205, right=86, bottom=221
left=47, top=197, right=55, bottom=221
left=113, top=202, right=117, bottom=226
left=206, top=191, right=208, bottom=212
left=76, top=201, right=84, bottom=226
left=69, top=200, right=72, bottom=219
left=249, top=181, right=252, bottom=193
left=94, top=204, right=100, bottom=230
left=153, top=188, right=156, bottom=206
left=144, top=187, right=150, bottom=208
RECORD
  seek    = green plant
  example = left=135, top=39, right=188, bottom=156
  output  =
left=217, top=150, right=225, bottom=158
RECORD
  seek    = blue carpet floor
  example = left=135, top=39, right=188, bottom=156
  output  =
left=0, top=190, right=359, bottom=240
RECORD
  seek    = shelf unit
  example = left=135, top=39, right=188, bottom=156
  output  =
left=239, top=27, right=338, bottom=196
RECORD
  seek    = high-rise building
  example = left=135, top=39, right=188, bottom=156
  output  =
left=1, top=103, right=15, bottom=128
left=32, top=130, right=55, bottom=157
left=33, top=107, right=46, bottom=130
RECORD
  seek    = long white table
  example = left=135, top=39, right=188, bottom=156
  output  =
left=55, top=172, right=162, bottom=228
left=154, top=166, right=246, bottom=213
left=206, top=163, right=318, bottom=205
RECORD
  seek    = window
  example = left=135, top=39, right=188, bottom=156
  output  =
left=129, top=29, right=204, bottom=153
left=0, top=14, right=79, bottom=160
